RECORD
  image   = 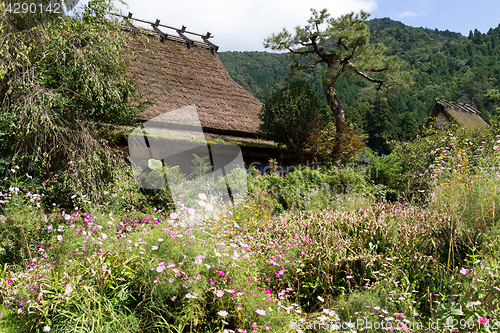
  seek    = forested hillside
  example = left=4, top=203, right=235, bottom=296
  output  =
left=219, top=18, right=500, bottom=143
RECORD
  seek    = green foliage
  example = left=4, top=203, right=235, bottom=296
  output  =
left=0, top=0, right=148, bottom=203
left=263, top=9, right=409, bottom=133
left=304, top=123, right=365, bottom=166
left=486, top=89, right=500, bottom=115
left=363, top=148, right=402, bottom=201
left=366, top=95, right=397, bottom=154
left=247, top=164, right=373, bottom=212
left=221, top=17, right=500, bottom=143
left=398, top=111, right=419, bottom=141
left=258, top=81, right=327, bottom=161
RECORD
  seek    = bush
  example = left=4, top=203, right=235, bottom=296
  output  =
left=258, top=80, right=328, bottom=162
left=247, top=164, right=373, bottom=212
left=0, top=0, right=148, bottom=203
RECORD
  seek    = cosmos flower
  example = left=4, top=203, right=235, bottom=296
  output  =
left=256, top=309, right=266, bottom=316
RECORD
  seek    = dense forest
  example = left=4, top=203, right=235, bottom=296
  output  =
left=219, top=18, right=500, bottom=145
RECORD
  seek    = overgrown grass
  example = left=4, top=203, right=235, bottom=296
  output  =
left=2, top=125, right=500, bottom=332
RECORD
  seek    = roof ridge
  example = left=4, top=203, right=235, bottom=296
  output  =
left=436, top=98, right=480, bottom=115
left=111, top=12, right=219, bottom=53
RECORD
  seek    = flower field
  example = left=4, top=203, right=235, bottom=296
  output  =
left=2, top=125, right=500, bottom=333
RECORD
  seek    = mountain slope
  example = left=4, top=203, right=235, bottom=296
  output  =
left=219, top=18, right=500, bottom=137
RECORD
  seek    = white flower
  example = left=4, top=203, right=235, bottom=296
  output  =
left=198, top=193, right=207, bottom=200
left=43, top=326, right=51, bottom=332
left=216, top=290, right=224, bottom=297
left=218, top=310, right=228, bottom=317
left=317, top=296, right=324, bottom=302
left=256, top=309, right=266, bottom=316
left=57, top=235, right=63, bottom=241
left=151, top=246, right=159, bottom=251
left=318, top=315, right=328, bottom=322
left=186, top=292, right=198, bottom=299
left=101, top=233, right=108, bottom=240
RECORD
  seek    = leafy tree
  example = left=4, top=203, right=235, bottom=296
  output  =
left=303, top=123, right=365, bottom=166
left=264, top=9, right=409, bottom=134
left=258, top=81, right=325, bottom=161
left=0, top=0, right=147, bottom=200
left=486, top=89, right=500, bottom=115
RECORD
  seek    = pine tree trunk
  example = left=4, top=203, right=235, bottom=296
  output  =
left=324, top=84, right=347, bottom=134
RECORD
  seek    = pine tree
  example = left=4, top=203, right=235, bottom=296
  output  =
left=264, top=9, right=410, bottom=134
left=399, top=112, right=418, bottom=141
left=367, top=96, right=395, bottom=154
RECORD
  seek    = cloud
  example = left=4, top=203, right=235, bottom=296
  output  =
left=400, top=10, right=417, bottom=17
left=76, top=0, right=378, bottom=51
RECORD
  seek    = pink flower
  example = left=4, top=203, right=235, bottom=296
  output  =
left=479, top=317, right=488, bottom=325
left=62, top=30, right=66, bottom=34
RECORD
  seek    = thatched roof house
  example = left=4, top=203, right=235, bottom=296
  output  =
left=430, top=99, right=488, bottom=130
left=114, top=16, right=289, bottom=167
left=123, top=22, right=263, bottom=141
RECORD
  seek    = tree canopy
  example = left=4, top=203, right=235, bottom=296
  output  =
left=264, top=9, right=410, bottom=133
left=258, top=81, right=326, bottom=161
left=0, top=0, right=147, bottom=200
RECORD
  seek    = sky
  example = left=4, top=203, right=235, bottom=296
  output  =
left=73, top=0, right=500, bottom=52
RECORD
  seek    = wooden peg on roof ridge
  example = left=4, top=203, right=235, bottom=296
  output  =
left=205, top=32, right=211, bottom=39
left=181, top=25, right=186, bottom=33
left=155, top=19, right=160, bottom=27
left=127, top=12, right=133, bottom=19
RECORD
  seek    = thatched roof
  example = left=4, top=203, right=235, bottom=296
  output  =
left=124, top=27, right=263, bottom=138
left=430, top=99, right=488, bottom=130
